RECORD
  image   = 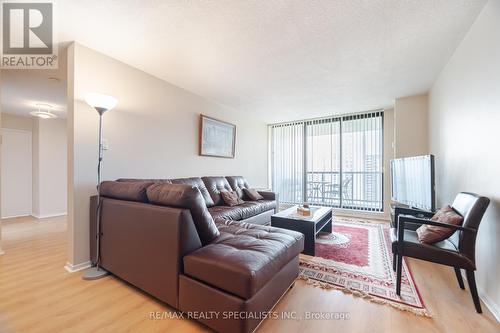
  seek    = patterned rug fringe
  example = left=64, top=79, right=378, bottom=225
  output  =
left=298, top=274, right=432, bottom=318
left=301, top=255, right=358, bottom=270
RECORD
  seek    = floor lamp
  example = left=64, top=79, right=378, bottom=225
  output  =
left=82, top=93, right=118, bottom=280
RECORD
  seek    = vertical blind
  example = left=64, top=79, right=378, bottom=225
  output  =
left=270, top=111, right=384, bottom=212
left=271, top=122, right=304, bottom=204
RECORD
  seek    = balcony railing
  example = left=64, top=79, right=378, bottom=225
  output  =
left=306, top=171, right=382, bottom=211
left=274, top=171, right=382, bottom=211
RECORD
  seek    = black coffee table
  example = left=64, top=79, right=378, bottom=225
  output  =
left=271, top=205, right=333, bottom=256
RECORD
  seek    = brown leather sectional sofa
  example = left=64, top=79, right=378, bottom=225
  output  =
left=90, top=176, right=304, bottom=333
left=117, top=176, right=278, bottom=225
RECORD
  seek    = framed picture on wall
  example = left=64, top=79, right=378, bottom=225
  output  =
left=199, top=115, right=236, bottom=158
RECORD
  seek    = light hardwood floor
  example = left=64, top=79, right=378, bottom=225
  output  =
left=0, top=216, right=498, bottom=333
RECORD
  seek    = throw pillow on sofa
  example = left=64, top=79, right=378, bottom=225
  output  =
left=221, top=191, right=244, bottom=206
left=242, top=188, right=264, bottom=201
left=416, top=205, right=464, bottom=244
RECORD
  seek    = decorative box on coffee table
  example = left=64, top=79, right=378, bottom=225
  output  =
left=271, top=205, right=332, bottom=256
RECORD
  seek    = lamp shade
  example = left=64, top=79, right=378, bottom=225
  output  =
left=85, top=93, right=118, bottom=113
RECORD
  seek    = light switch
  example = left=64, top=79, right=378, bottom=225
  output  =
left=101, top=139, right=109, bottom=150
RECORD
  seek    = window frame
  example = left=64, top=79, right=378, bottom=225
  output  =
left=270, top=110, right=384, bottom=212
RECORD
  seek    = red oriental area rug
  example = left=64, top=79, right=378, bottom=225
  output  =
left=299, top=218, right=431, bottom=317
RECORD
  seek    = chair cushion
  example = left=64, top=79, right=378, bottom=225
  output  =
left=183, top=219, right=304, bottom=299
left=416, top=205, right=463, bottom=244
left=208, top=201, right=276, bottom=220
left=202, top=177, right=234, bottom=206
left=171, top=177, right=215, bottom=207
left=146, top=183, right=220, bottom=245
left=390, top=228, right=475, bottom=270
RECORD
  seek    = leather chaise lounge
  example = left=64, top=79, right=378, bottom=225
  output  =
left=89, top=176, right=304, bottom=333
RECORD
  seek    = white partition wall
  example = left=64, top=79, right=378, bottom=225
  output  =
left=429, top=0, right=500, bottom=319
left=32, top=119, right=68, bottom=218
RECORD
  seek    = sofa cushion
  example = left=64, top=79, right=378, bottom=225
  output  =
left=243, top=188, right=264, bottom=201
left=117, top=178, right=173, bottom=184
left=171, top=177, right=215, bottom=207
left=238, top=201, right=276, bottom=219
left=207, top=206, right=242, bottom=220
left=99, top=181, right=154, bottom=202
left=202, top=176, right=233, bottom=206
left=208, top=201, right=276, bottom=220
left=183, top=219, right=304, bottom=299
left=220, top=191, right=244, bottom=207
left=146, top=183, right=220, bottom=245
left=226, top=176, right=250, bottom=199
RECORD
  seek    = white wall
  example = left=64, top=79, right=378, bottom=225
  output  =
left=1, top=113, right=33, bottom=131
left=32, top=118, right=68, bottom=218
left=67, top=43, right=268, bottom=266
left=0, top=71, right=3, bottom=255
left=429, top=0, right=500, bottom=319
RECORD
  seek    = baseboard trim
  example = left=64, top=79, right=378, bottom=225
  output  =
left=462, top=272, right=500, bottom=322
left=478, top=285, right=500, bottom=322
left=32, top=213, right=67, bottom=219
left=64, top=261, right=92, bottom=273
left=1, top=214, right=31, bottom=219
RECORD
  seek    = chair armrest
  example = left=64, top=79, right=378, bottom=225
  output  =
left=398, top=215, right=476, bottom=233
left=394, top=206, right=434, bottom=221
left=392, top=207, right=433, bottom=230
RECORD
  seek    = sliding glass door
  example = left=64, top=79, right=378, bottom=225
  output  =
left=270, top=111, right=383, bottom=212
left=341, top=113, right=384, bottom=211
left=305, top=117, right=341, bottom=207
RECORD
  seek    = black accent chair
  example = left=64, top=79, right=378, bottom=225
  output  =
left=390, top=192, right=490, bottom=313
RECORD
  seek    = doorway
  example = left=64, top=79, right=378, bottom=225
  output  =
left=1, top=128, right=33, bottom=218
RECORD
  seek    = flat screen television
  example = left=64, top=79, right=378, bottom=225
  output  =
left=390, top=154, right=435, bottom=212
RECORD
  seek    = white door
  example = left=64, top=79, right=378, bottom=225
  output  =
left=1, top=128, right=32, bottom=218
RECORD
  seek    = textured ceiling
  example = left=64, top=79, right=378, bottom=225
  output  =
left=2, top=1, right=487, bottom=122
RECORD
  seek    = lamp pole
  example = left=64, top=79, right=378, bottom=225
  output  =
left=95, top=110, right=104, bottom=271
left=82, top=95, right=117, bottom=280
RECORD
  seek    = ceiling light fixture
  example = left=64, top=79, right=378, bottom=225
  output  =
left=30, top=103, right=58, bottom=119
